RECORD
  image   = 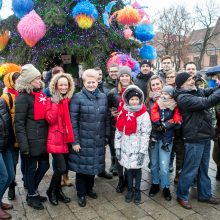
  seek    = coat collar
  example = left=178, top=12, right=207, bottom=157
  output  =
left=82, top=87, right=101, bottom=100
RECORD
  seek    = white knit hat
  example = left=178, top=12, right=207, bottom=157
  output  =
left=20, top=64, right=41, bottom=83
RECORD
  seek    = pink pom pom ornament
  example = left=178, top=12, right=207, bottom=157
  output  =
left=123, top=26, right=133, bottom=39
left=17, top=10, right=46, bottom=47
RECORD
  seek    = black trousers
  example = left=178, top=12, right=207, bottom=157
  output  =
left=75, top=173, right=95, bottom=197
left=126, top=169, right=142, bottom=190
left=49, top=154, right=68, bottom=190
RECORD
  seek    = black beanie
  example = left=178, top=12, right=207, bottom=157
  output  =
left=126, top=90, right=142, bottom=101
left=175, top=72, right=191, bottom=88
left=140, top=59, right=152, bottom=68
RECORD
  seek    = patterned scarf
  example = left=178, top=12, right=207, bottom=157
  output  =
left=116, top=104, right=147, bottom=135
left=31, top=90, right=47, bottom=120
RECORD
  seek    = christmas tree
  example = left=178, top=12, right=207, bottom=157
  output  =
left=0, top=0, right=140, bottom=70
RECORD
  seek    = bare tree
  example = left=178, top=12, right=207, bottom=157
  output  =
left=193, top=0, right=220, bottom=70
left=153, top=6, right=194, bottom=71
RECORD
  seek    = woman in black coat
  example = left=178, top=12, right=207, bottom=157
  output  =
left=69, top=69, right=110, bottom=207
left=15, top=64, right=50, bottom=210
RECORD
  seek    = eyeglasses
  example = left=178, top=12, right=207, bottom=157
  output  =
left=166, top=76, right=175, bottom=79
left=110, top=71, right=118, bottom=73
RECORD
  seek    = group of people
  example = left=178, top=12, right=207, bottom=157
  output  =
left=1, top=55, right=220, bottom=219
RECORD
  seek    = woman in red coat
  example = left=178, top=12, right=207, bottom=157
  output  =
left=46, top=72, right=75, bottom=206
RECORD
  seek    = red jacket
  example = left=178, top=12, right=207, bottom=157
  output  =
left=46, top=99, right=69, bottom=154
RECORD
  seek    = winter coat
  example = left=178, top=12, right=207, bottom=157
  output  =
left=14, top=80, right=48, bottom=156
left=46, top=73, right=75, bottom=154
left=115, top=85, right=152, bottom=169
left=157, top=69, right=166, bottom=83
left=174, top=87, right=220, bottom=143
left=0, top=98, right=14, bottom=151
left=69, top=87, right=110, bottom=175
left=103, top=76, right=117, bottom=94
left=134, top=72, right=154, bottom=100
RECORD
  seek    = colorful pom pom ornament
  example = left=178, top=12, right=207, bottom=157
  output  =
left=0, top=63, right=21, bottom=79
left=17, top=10, right=46, bottom=47
left=140, top=45, right=157, bottom=60
left=107, top=52, right=140, bottom=78
left=72, top=1, right=98, bottom=29
left=117, top=6, right=141, bottom=26
left=0, top=31, right=10, bottom=52
left=12, top=0, right=34, bottom=19
left=123, top=26, right=133, bottom=39
left=135, top=23, right=155, bottom=42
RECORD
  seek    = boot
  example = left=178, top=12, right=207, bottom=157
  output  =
left=8, top=181, right=17, bottom=200
left=116, top=176, right=125, bottom=193
left=149, top=184, right=160, bottom=197
left=98, top=170, right=113, bottom=179
left=125, top=188, right=134, bottom=203
left=110, top=157, right=118, bottom=176
left=134, top=189, right=141, bottom=204
left=174, top=170, right=180, bottom=184
left=27, top=195, right=44, bottom=210
left=216, top=166, right=220, bottom=181
left=47, top=188, right=58, bottom=206
left=57, top=188, right=71, bottom=203
left=62, top=173, right=73, bottom=187
left=163, top=187, right=172, bottom=201
left=0, top=208, right=11, bottom=219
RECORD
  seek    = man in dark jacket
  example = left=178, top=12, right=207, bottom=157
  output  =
left=103, top=63, right=119, bottom=93
left=174, top=72, right=220, bottom=209
left=157, top=55, right=173, bottom=83
left=134, top=60, right=154, bottom=100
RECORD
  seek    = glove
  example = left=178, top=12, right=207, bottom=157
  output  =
left=21, top=151, right=30, bottom=158
left=115, top=149, right=121, bottom=161
left=153, top=124, right=165, bottom=132
left=51, top=92, right=60, bottom=104
left=137, top=153, right=145, bottom=166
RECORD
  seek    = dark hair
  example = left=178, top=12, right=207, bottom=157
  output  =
left=184, top=61, right=197, bottom=69
left=161, top=55, right=172, bottom=62
left=108, top=63, right=119, bottom=69
left=93, top=66, right=101, bottom=71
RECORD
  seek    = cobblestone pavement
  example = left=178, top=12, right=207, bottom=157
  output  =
left=4, top=145, right=220, bottom=220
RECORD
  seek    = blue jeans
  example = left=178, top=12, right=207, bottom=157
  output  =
left=0, top=148, right=15, bottom=202
left=24, top=154, right=50, bottom=196
left=177, top=140, right=212, bottom=201
left=150, top=139, right=172, bottom=188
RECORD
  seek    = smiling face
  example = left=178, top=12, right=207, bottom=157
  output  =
left=150, top=78, right=163, bottom=92
left=181, top=76, right=196, bottom=90
left=83, top=76, right=98, bottom=92
left=166, top=73, right=176, bottom=86
left=185, top=63, right=197, bottom=78
left=162, top=58, right=172, bottom=71
left=119, top=74, right=131, bottom=87
left=31, top=76, right=42, bottom=89
left=141, top=64, right=151, bottom=74
left=57, top=77, right=69, bottom=95
left=108, top=66, right=118, bottom=80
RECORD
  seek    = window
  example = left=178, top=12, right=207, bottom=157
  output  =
left=209, top=55, right=218, bottom=67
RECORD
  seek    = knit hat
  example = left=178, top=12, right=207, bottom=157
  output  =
left=175, top=72, right=191, bottom=88
left=20, top=64, right=41, bottom=83
left=125, top=89, right=142, bottom=101
left=162, top=85, right=174, bottom=97
left=118, top=66, right=132, bottom=78
left=140, top=59, right=152, bottom=68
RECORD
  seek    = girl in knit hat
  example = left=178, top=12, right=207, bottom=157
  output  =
left=46, top=73, right=75, bottom=206
left=15, top=64, right=50, bottom=210
left=115, top=85, right=152, bottom=204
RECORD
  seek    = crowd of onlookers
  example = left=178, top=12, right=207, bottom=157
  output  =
left=0, top=55, right=220, bottom=219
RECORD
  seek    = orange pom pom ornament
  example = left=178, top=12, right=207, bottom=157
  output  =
left=0, top=31, right=10, bottom=52
left=0, top=63, right=21, bottom=79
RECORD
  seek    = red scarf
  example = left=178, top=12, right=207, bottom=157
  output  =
left=118, top=87, right=126, bottom=113
left=31, top=91, right=47, bottom=120
left=116, top=104, right=147, bottom=135
left=7, top=88, right=19, bottom=97
left=60, top=98, right=75, bottom=143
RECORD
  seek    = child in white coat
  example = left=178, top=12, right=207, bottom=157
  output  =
left=115, top=85, right=152, bottom=204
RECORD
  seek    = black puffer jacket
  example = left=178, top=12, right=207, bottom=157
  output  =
left=69, top=87, right=110, bottom=175
left=0, top=98, right=14, bottom=151
left=134, top=72, right=154, bottom=100
left=174, top=87, right=220, bottom=143
left=15, top=92, right=48, bottom=156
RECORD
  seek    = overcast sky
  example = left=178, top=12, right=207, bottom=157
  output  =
left=1, top=0, right=220, bottom=20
